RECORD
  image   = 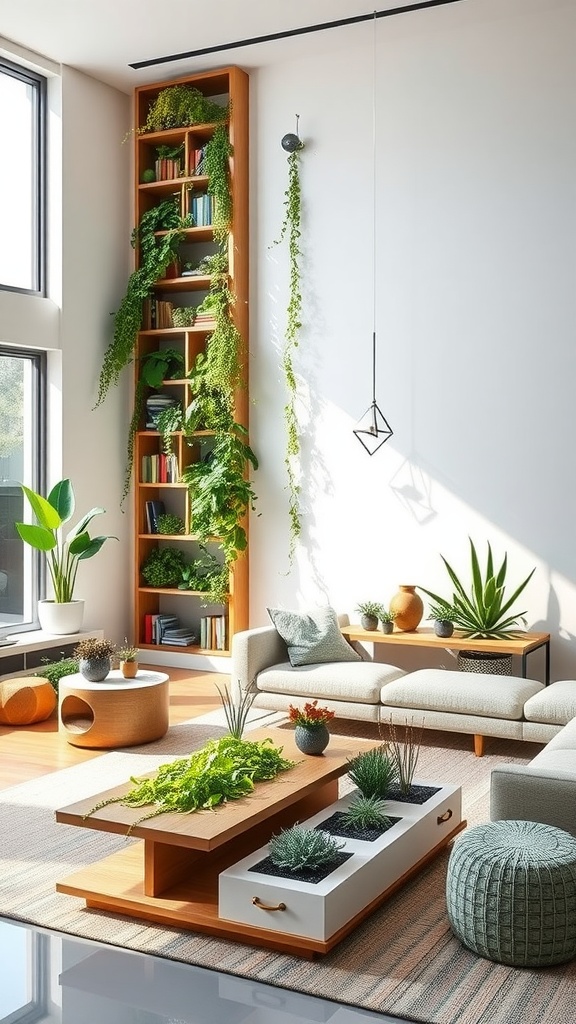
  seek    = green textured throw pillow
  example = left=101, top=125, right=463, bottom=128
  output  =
left=267, top=606, right=361, bottom=667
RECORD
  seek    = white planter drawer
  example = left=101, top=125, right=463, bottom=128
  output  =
left=219, top=781, right=461, bottom=941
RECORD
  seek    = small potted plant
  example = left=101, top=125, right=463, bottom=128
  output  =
left=347, top=745, right=398, bottom=798
left=117, top=638, right=139, bottom=678
left=265, top=825, right=346, bottom=881
left=288, top=700, right=335, bottom=755
left=355, top=601, right=384, bottom=631
left=73, top=637, right=116, bottom=682
left=427, top=601, right=457, bottom=638
left=379, top=609, right=396, bottom=635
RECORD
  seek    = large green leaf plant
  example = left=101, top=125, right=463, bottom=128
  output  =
left=419, top=538, right=535, bottom=639
left=15, top=479, right=117, bottom=603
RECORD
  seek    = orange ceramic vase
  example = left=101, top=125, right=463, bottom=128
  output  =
left=390, top=585, right=424, bottom=632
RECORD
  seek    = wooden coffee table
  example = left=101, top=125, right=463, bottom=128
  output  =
left=55, top=727, right=463, bottom=956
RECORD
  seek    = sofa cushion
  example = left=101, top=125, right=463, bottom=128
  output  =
left=528, top=748, right=576, bottom=774
left=524, top=680, right=576, bottom=727
left=538, top=715, right=576, bottom=751
left=256, top=661, right=405, bottom=704
left=267, top=606, right=361, bottom=667
left=379, top=668, right=543, bottom=720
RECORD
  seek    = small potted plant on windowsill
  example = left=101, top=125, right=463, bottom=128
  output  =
left=117, top=639, right=139, bottom=678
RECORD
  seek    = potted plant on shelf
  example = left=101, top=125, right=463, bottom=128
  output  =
left=288, top=700, right=335, bottom=755
left=15, top=479, right=117, bottom=635
left=419, top=538, right=536, bottom=674
left=379, top=609, right=396, bottom=635
left=117, top=639, right=139, bottom=678
left=74, top=637, right=116, bottom=683
left=426, top=601, right=457, bottom=638
left=355, top=601, right=384, bottom=631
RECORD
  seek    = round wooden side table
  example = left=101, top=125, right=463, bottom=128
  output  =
left=58, top=670, right=169, bottom=749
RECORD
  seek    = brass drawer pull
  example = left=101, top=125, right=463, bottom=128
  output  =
left=437, top=809, right=453, bottom=824
left=252, top=896, right=286, bottom=912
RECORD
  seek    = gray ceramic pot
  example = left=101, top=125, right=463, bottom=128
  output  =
left=294, top=723, right=330, bottom=755
left=79, top=657, right=111, bottom=682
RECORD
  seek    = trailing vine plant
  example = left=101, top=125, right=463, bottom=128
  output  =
left=272, top=126, right=305, bottom=567
left=95, top=198, right=191, bottom=410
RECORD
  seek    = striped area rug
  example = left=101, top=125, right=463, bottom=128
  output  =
left=1, top=715, right=575, bottom=1024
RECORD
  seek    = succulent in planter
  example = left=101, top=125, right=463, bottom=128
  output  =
left=347, top=745, right=398, bottom=799
left=73, top=637, right=116, bottom=683
left=355, top=601, right=385, bottom=631
left=268, top=825, right=345, bottom=875
left=340, top=794, right=392, bottom=832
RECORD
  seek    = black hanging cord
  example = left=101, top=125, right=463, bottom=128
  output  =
left=129, top=0, right=468, bottom=70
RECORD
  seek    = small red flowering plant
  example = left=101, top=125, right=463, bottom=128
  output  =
left=288, top=700, right=335, bottom=729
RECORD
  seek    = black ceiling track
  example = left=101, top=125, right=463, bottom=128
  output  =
left=129, top=0, right=468, bottom=71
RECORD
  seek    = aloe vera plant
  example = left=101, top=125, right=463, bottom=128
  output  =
left=419, top=538, right=535, bottom=640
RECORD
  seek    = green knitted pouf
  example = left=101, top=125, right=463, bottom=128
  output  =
left=446, top=819, right=576, bottom=966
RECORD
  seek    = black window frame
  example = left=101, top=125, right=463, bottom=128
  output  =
left=0, top=58, right=46, bottom=297
left=0, top=346, right=46, bottom=634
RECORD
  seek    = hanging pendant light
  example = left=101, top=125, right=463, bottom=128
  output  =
left=353, top=11, right=393, bottom=454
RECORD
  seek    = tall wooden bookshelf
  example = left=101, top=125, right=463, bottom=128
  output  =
left=132, top=67, right=249, bottom=658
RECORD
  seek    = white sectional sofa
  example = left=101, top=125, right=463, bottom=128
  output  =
left=232, top=623, right=576, bottom=756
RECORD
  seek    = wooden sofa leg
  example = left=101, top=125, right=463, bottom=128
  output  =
left=473, top=734, right=484, bottom=757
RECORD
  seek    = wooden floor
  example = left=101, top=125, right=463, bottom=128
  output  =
left=0, top=666, right=228, bottom=791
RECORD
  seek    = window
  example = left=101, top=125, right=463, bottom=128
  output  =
left=0, top=347, right=46, bottom=634
left=0, top=59, right=46, bottom=295
left=0, top=921, right=47, bottom=1024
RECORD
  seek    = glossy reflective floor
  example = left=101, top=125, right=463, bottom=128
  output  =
left=0, top=916, right=407, bottom=1024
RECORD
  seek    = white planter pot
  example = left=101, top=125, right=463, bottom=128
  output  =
left=219, top=781, right=462, bottom=942
left=38, top=599, right=85, bottom=635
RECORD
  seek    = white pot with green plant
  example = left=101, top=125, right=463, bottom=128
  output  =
left=15, top=479, right=117, bottom=635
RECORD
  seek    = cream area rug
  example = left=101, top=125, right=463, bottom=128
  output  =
left=1, top=713, right=576, bottom=1024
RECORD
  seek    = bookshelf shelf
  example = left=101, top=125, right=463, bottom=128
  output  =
left=133, top=66, right=249, bottom=659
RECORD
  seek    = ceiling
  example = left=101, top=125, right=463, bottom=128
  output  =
left=0, top=0, right=450, bottom=93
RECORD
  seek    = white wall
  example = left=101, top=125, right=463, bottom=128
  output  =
left=0, top=46, right=132, bottom=643
left=248, top=0, right=576, bottom=678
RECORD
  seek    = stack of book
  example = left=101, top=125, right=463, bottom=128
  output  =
left=142, top=298, right=174, bottom=329
left=189, top=147, right=205, bottom=175
left=200, top=614, right=227, bottom=650
left=154, top=156, right=182, bottom=180
left=143, top=613, right=179, bottom=645
left=161, top=625, right=197, bottom=646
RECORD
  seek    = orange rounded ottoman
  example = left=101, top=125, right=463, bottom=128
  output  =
left=0, top=676, right=57, bottom=725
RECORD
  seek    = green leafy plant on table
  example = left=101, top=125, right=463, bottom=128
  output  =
left=340, top=794, right=392, bottom=832
left=347, top=746, right=398, bottom=799
left=379, top=609, right=396, bottom=624
left=419, top=538, right=536, bottom=639
left=83, top=736, right=295, bottom=833
left=426, top=601, right=457, bottom=623
left=356, top=601, right=385, bottom=619
left=271, top=140, right=305, bottom=567
left=140, top=547, right=186, bottom=588
left=15, top=479, right=117, bottom=603
left=268, top=825, right=344, bottom=874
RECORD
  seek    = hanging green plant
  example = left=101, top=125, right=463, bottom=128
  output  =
left=180, top=426, right=258, bottom=568
left=95, top=198, right=191, bottom=410
left=142, top=85, right=228, bottom=133
left=272, top=139, right=304, bottom=566
left=203, top=124, right=233, bottom=243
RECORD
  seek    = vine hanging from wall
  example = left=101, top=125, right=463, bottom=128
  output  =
left=272, top=120, right=305, bottom=567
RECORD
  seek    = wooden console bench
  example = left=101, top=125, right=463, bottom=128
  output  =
left=341, top=626, right=551, bottom=686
